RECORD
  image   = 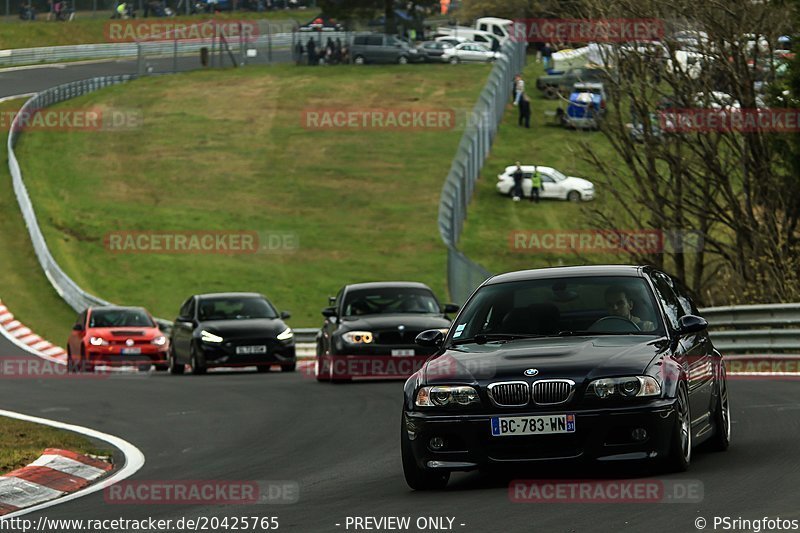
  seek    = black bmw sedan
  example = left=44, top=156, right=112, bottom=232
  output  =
left=315, top=282, right=459, bottom=382
left=401, top=266, right=730, bottom=489
left=168, top=292, right=296, bottom=375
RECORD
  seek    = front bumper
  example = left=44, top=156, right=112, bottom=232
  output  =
left=197, top=340, right=295, bottom=368
left=85, top=347, right=168, bottom=366
left=403, top=399, right=678, bottom=471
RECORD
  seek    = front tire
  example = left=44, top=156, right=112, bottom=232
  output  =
left=449, top=56, right=459, bottom=65
left=190, top=344, right=207, bottom=375
left=281, top=362, right=297, bottom=372
left=353, top=55, right=365, bottom=65
left=665, top=384, right=692, bottom=472
left=397, top=55, right=408, bottom=65
left=567, top=190, right=581, bottom=202
left=401, top=416, right=450, bottom=490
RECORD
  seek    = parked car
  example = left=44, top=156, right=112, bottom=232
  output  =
left=401, top=265, right=730, bottom=489
left=168, top=292, right=295, bottom=375
left=67, top=306, right=168, bottom=372
left=445, top=42, right=505, bottom=64
left=350, top=33, right=423, bottom=65
left=433, top=28, right=501, bottom=51
left=536, top=67, right=608, bottom=99
left=496, top=165, right=594, bottom=201
left=418, top=40, right=455, bottom=63
left=315, top=282, right=458, bottom=382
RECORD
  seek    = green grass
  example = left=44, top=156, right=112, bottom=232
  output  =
left=13, top=64, right=490, bottom=330
left=460, top=60, right=631, bottom=275
left=0, top=98, right=77, bottom=345
left=0, top=416, right=110, bottom=474
left=0, top=10, right=318, bottom=50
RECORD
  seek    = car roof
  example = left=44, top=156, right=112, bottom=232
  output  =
left=502, top=165, right=557, bottom=174
left=484, top=265, right=649, bottom=285
left=195, top=292, right=265, bottom=299
left=345, top=281, right=433, bottom=291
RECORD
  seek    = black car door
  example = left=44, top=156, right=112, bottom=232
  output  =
left=321, top=289, right=343, bottom=355
left=649, top=271, right=713, bottom=428
left=173, top=297, right=196, bottom=362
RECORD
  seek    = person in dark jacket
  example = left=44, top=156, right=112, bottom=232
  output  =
left=518, top=93, right=531, bottom=128
left=512, top=162, right=524, bottom=201
left=306, top=37, right=317, bottom=66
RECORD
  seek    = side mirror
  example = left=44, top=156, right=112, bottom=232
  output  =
left=280, top=311, right=291, bottom=320
left=443, top=303, right=460, bottom=314
left=678, top=314, right=708, bottom=335
left=328, top=296, right=337, bottom=306
left=72, top=323, right=84, bottom=332
left=322, top=307, right=337, bottom=318
left=416, top=329, right=444, bottom=348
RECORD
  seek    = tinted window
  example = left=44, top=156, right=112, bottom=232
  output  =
left=198, top=297, right=278, bottom=321
left=648, top=272, right=685, bottom=330
left=492, top=26, right=505, bottom=37
left=673, top=280, right=700, bottom=316
left=354, top=36, right=367, bottom=45
left=479, top=23, right=488, bottom=32
left=76, top=310, right=87, bottom=328
left=90, top=309, right=154, bottom=328
left=343, top=288, right=441, bottom=316
left=451, top=276, right=664, bottom=341
left=179, top=298, right=192, bottom=319
left=367, top=35, right=383, bottom=46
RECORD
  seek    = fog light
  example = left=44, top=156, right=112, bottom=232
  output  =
left=631, top=428, right=648, bottom=441
left=429, top=437, right=445, bottom=450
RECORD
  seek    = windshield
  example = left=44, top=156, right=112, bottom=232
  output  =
left=90, top=309, right=154, bottom=328
left=550, top=169, right=567, bottom=181
left=198, top=297, right=278, bottom=321
left=343, top=288, right=440, bottom=317
left=449, top=276, right=665, bottom=344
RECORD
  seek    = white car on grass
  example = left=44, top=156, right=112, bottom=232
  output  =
left=444, top=43, right=506, bottom=64
left=496, top=165, right=595, bottom=201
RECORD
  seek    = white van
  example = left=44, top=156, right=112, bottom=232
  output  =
left=434, top=27, right=502, bottom=50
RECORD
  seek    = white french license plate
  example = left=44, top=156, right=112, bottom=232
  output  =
left=120, top=347, right=141, bottom=355
left=491, top=414, right=576, bottom=437
left=236, top=345, right=267, bottom=355
left=391, top=349, right=415, bottom=356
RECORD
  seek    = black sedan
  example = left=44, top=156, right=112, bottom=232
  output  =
left=417, top=41, right=455, bottom=63
left=315, top=282, right=459, bottom=382
left=401, top=265, right=730, bottom=489
left=168, top=292, right=296, bottom=375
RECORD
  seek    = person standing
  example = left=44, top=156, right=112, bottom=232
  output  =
left=306, top=37, right=317, bottom=66
left=518, top=93, right=531, bottom=128
left=512, top=162, right=524, bottom=202
left=513, top=74, right=525, bottom=106
left=529, top=166, right=542, bottom=203
left=542, top=42, right=553, bottom=71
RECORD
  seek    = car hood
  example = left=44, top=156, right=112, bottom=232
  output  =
left=424, top=335, right=669, bottom=384
left=199, top=318, right=288, bottom=338
left=564, top=176, right=593, bottom=189
left=88, top=327, right=161, bottom=338
left=339, top=314, right=450, bottom=331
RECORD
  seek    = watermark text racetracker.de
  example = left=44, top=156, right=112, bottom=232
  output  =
left=1, top=108, right=142, bottom=132
left=104, top=480, right=298, bottom=505
left=301, top=108, right=497, bottom=131
left=510, top=479, right=703, bottom=503
left=104, top=19, right=261, bottom=43
left=104, top=231, right=299, bottom=255
left=509, top=229, right=704, bottom=254
left=511, top=18, right=664, bottom=43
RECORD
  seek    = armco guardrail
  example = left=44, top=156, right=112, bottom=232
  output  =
left=7, top=76, right=136, bottom=313
left=700, top=304, right=800, bottom=354
left=438, top=38, right=526, bottom=304
left=0, top=31, right=347, bottom=68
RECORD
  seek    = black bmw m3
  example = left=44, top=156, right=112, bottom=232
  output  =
left=401, top=266, right=730, bottom=490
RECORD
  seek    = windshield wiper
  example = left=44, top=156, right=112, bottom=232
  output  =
left=450, top=333, right=546, bottom=346
left=557, top=330, right=650, bottom=336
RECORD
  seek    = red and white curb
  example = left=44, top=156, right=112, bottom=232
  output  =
left=0, top=449, right=111, bottom=515
left=0, top=300, right=66, bottom=364
left=0, top=409, right=144, bottom=519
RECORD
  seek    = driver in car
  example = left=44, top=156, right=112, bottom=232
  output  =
left=604, top=287, right=656, bottom=331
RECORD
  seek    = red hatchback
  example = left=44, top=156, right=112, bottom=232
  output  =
left=67, top=306, right=169, bottom=372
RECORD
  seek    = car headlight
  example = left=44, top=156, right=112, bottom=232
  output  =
left=416, top=386, right=480, bottom=407
left=89, top=336, right=108, bottom=346
left=151, top=335, right=167, bottom=346
left=342, top=331, right=373, bottom=344
left=277, top=327, right=294, bottom=341
left=588, top=376, right=661, bottom=398
left=200, top=330, right=224, bottom=344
